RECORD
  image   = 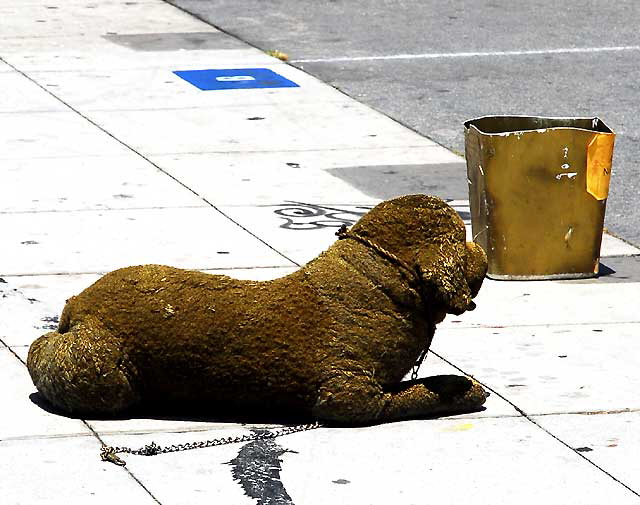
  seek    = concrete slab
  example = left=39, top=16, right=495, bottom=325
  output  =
left=0, top=436, right=158, bottom=504
left=0, top=111, right=129, bottom=160
left=0, top=70, right=66, bottom=113
left=28, top=63, right=350, bottom=111
left=150, top=147, right=461, bottom=206
left=100, top=428, right=259, bottom=505
left=0, top=348, right=91, bottom=441
left=1, top=38, right=276, bottom=73
left=442, top=278, right=640, bottom=328
left=280, top=417, right=640, bottom=505
left=592, top=254, right=640, bottom=283
left=1, top=155, right=206, bottom=213
left=219, top=203, right=370, bottom=265
left=329, top=162, right=469, bottom=201
left=600, top=234, right=640, bottom=256
left=86, top=100, right=435, bottom=156
left=534, top=411, right=640, bottom=493
left=0, top=0, right=207, bottom=38
left=0, top=207, right=294, bottom=276
left=157, top=158, right=376, bottom=207
left=432, top=322, right=640, bottom=415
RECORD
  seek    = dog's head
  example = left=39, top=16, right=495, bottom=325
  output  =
left=349, top=194, right=487, bottom=318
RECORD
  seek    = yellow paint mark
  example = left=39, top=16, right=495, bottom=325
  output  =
left=442, top=422, right=474, bottom=432
left=587, top=133, right=615, bottom=200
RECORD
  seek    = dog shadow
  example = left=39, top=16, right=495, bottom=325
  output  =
left=29, top=374, right=487, bottom=426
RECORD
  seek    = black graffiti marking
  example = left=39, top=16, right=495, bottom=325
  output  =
left=0, top=283, right=39, bottom=304
left=272, top=201, right=372, bottom=231
left=228, top=429, right=295, bottom=505
left=38, top=315, right=59, bottom=330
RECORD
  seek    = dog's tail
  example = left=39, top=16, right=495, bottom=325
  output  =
left=27, top=311, right=139, bottom=416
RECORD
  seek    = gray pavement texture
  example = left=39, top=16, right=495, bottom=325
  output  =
left=169, top=0, right=640, bottom=246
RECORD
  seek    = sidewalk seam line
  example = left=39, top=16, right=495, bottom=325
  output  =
left=441, top=320, right=640, bottom=330
left=430, top=350, right=640, bottom=498
left=83, top=422, right=164, bottom=505
left=0, top=56, right=299, bottom=269
left=0, top=265, right=296, bottom=278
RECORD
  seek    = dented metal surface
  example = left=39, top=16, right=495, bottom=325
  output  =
left=464, top=116, right=615, bottom=280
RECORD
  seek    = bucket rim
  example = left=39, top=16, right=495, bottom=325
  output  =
left=464, top=115, right=614, bottom=136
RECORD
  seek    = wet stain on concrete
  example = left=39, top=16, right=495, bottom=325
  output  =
left=328, top=163, right=469, bottom=202
left=103, top=31, right=245, bottom=52
left=228, top=429, right=295, bottom=505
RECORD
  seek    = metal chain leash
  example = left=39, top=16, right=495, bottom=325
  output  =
left=100, top=422, right=321, bottom=466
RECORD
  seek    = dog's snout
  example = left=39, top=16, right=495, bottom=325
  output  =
left=467, top=301, right=476, bottom=311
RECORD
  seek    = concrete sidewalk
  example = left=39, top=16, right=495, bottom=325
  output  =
left=1, top=1, right=639, bottom=504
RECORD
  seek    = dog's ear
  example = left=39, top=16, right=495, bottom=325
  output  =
left=416, top=242, right=474, bottom=316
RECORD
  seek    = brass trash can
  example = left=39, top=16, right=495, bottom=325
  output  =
left=464, top=116, right=615, bottom=280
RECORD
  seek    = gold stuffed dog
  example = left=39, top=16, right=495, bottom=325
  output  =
left=27, top=195, right=488, bottom=425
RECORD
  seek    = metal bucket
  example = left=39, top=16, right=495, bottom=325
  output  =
left=464, top=115, right=615, bottom=280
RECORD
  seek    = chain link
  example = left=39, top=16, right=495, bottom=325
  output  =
left=100, top=422, right=321, bottom=466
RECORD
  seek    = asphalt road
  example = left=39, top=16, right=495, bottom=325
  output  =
left=168, top=0, right=640, bottom=246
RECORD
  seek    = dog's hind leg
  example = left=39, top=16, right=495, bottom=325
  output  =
left=313, top=367, right=487, bottom=425
left=27, top=316, right=140, bottom=416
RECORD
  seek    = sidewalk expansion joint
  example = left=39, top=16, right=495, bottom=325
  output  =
left=2, top=432, right=98, bottom=444
left=0, top=265, right=296, bottom=278
left=430, top=350, right=640, bottom=498
left=530, top=408, right=640, bottom=417
left=442, top=320, right=640, bottom=330
left=0, top=205, right=209, bottom=215
left=83, top=422, right=164, bottom=505
left=0, top=337, right=27, bottom=365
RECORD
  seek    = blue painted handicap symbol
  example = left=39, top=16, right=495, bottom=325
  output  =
left=173, top=68, right=299, bottom=91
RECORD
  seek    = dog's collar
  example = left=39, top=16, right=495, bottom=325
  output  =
left=335, top=224, right=419, bottom=285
